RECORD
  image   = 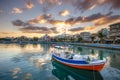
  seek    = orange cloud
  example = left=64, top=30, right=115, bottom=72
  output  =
left=94, top=15, right=120, bottom=26
left=38, top=0, right=58, bottom=4
left=12, top=11, right=120, bottom=35
left=25, top=3, right=34, bottom=9
left=24, top=0, right=34, bottom=9
left=0, top=10, right=3, bottom=13
left=28, top=14, right=52, bottom=24
left=59, top=10, right=70, bottom=17
left=68, top=26, right=96, bottom=33
left=74, top=0, right=120, bottom=12
left=89, top=4, right=96, bottom=10
left=20, top=26, right=58, bottom=34
left=84, top=26, right=96, bottom=30
left=38, top=0, right=44, bottom=4
left=11, top=0, right=34, bottom=14
left=11, top=7, right=22, bottom=14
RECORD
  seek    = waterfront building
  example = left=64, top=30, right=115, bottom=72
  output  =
left=94, top=36, right=100, bottom=43
left=109, top=23, right=120, bottom=43
left=80, top=32, right=91, bottom=42
left=58, top=34, right=66, bottom=38
left=43, top=34, right=51, bottom=42
left=100, top=28, right=111, bottom=43
left=91, top=33, right=100, bottom=43
left=72, top=34, right=79, bottom=42
left=57, top=34, right=71, bottom=42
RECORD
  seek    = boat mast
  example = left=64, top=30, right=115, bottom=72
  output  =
left=64, top=26, right=66, bottom=42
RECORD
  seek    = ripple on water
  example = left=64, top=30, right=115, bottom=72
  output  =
left=101, top=67, right=120, bottom=80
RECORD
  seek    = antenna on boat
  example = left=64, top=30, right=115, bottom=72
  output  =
left=64, top=26, right=66, bottom=44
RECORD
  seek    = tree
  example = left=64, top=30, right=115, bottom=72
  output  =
left=97, top=31, right=104, bottom=43
left=77, top=37, right=83, bottom=42
left=91, top=36, right=95, bottom=43
left=33, top=37, right=38, bottom=41
left=99, top=50, right=103, bottom=60
left=70, top=37, right=74, bottom=42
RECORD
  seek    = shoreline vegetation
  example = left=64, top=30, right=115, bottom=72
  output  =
left=0, top=41, right=120, bottom=50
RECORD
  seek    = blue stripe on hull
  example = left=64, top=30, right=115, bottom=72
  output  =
left=52, top=54, right=88, bottom=64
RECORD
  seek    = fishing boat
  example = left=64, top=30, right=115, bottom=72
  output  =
left=51, top=51, right=106, bottom=71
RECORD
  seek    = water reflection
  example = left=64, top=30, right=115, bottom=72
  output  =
left=23, top=73, right=33, bottom=80
left=110, top=53, right=120, bottom=69
left=91, top=49, right=95, bottom=55
left=98, top=50, right=104, bottom=60
left=12, top=67, right=22, bottom=79
left=52, top=60, right=103, bottom=80
left=78, top=47, right=83, bottom=52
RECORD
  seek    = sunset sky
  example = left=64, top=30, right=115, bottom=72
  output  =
left=0, top=0, right=120, bottom=38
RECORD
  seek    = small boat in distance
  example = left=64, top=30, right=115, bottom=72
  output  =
left=53, top=45, right=73, bottom=49
left=51, top=50, right=106, bottom=71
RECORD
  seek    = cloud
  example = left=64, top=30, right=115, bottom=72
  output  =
left=73, top=0, right=102, bottom=11
left=27, top=0, right=120, bottom=13
left=11, top=7, right=22, bottom=14
left=73, top=0, right=120, bottom=12
left=65, top=17, right=79, bottom=25
left=59, top=10, right=70, bottom=17
left=0, top=32, right=16, bottom=35
left=104, top=0, right=120, bottom=9
left=65, top=12, right=113, bottom=26
left=37, top=14, right=52, bottom=19
left=27, top=12, right=118, bottom=28
left=12, top=20, right=24, bottom=26
left=39, top=0, right=60, bottom=5
left=0, top=32, right=18, bottom=38
left=28, top=14, right=52, bottom=24
left=69, top=27, right=84, bottom=32
left=68, top=26, right=96, bottom=32
left=24, top=0, right=34, bottom=9
left=12, top=17, right=59, bottom=34
left=85, top=12, right=112, bottom=22
left=12, top=12, right=119, bottom=34
left=11, top=0, right=34, bottom=14
left=38, top=0, right=75, bottom=6
left=20, top=26, right=58, bottom=33
left=33, top=0, right=120, bottom=14
left=37, top=0, right=74, bottom=13
left=0, top=10, right=3, bottom=13
left=84, top=26, right=96, bottom=30
left=27, top=12, right=119, bottom=28
left=38, top=0, right=59, bottom=13
left=47, top=19, right=64, bottom=25
left=27, top=14, right=70, bottom=28
left=94, top=15, right=120, bottom=26
left=38, top=0, right=44, bottom=4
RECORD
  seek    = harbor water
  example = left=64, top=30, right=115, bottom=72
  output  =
left=0, top=44, right=120, bottom=80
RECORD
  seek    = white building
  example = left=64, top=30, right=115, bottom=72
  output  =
left=109, top=23, right=120, bottom=43
left=80, top=32, right=91, bottom=41
left=94, top=36, right=100, bottom=42
left=43, top=34, right=51, bottom=42
left=58, top=34, right=66, bottom=38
